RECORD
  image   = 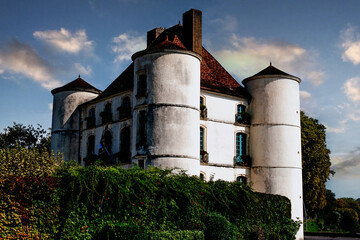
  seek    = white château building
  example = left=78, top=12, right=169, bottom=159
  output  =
left=50, top=9, right=303, bottom=239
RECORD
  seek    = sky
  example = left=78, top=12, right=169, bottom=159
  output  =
left=1, top=0, right=360, bottom=198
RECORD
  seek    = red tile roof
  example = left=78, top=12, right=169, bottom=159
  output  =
left=201, top=48, right=249, bottom=98
left=51, top=76, right=101, bottom=95
left=148, top=34, right=187, bottom=51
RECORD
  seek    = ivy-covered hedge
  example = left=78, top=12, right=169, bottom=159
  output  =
left=0, top=152, right=300, bottom=239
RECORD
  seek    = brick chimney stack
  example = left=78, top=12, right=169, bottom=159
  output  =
left=183, top=9, right=202, bottom=56
left=147, top=27, right=165, bottom=47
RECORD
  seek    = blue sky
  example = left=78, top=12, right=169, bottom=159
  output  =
left=1, top=0, right=360, bottom=198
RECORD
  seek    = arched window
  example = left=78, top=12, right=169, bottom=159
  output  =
left=101, top=103, right=112, bottom=124
left=87, top=135, right=95, bottom=157
left=120, top=127, right=131, bottom=163
left=119, top=96, right=131, bottom=119
left=235, top=132, right=247, bottom=165
left=236, top=176, right=247, bottom=184
left=104, top=130, right=112, bottom=153
left=200, top=172, right=206, bottom=181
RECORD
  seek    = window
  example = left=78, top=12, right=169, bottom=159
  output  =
left=200, top=96, right=207, bottom=119
left=120, top=127, right=131, bottom=163
left=101, top=103, right=112, bottom=124
left=136, top=110, right=147, bottom=148
left=236, top=104, right=250, bottom=124
left=200, top=127, right=204, bottom=151
left=200, top=172, right=206, bottom=181
left=200, top=126, right=208, bottom=162
left=237, top=104, right=246, bottom=114
left=138, top=159, right=145, bottom=169
left=104, top=130, right=112, bottom=153
left=89, top=108, right=95, bottom=118
left=137, top=73, right=147, bottom=97
left=236, top=132, right=246, bottom=161
left=236, top=176, right=247, bottom=184
left=118, top=96, right=131, bottom=119
left=235, top=132, right=250, bottom=166
left=86, top=108, right=96, bottom=128
left=87, top=135, right=95, bottom=157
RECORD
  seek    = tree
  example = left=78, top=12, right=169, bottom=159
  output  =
left=0, top=122, right=51, bottom=151
left=301, top=111, right=333, bottom=217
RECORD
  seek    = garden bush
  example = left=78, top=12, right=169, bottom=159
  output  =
left=149, top=230, right=204, bottom=240
left=0, top=152, right=300, bottom=239
left=201, top=212, right=235, bottom=240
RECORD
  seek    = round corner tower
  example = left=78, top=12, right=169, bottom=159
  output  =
left=130, top=9, right=202, bottom=176
left=242, top=64, right=304, bottom=239
left=51, top=76, right=101, bottom=161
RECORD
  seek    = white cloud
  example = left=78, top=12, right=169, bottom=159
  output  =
left=300, top=91, right=311, bottom=100
left=213, top=35, right=325, bottom=86
left=0, top=69, right=3, bottom=74
left=34, top=28, right=93, bottom=54
left=209, top=15, right=238, bottom=32
left=74, top=63, right=92, bottom=76
left=340, top=25, right=360, bottom=65
left=343, top=77, right=360, bottom=102
left=0, top=39, right=61, bottom=89
left=112, top=33, right=146, bottom=63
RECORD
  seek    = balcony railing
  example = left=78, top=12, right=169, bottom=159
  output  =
left=100, top=112, right=112, bottom=124
left=235, top=112, right=251, bottom=125
left=234, top=155, right=251, bottom=167
left=84, top=117, right=95, bottom=129
left=200, top=150, right=209, bottom=163
left=200, top=105, right=207, bottom=119
left=117, top=106, right=132, bottom=120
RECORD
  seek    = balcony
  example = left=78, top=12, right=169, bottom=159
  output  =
left=100, top=111, right=112, bottom=124
left=84, top=117, right=95, bottom=129
left=117, top=106, right=132, bottom=120
left=200, top=150, right=209, bottom=163
left=235, top=112, right=251, bottom=125
left=200, top=105, right=207, bottom=119
left=234, top=155, right=251, bottom=167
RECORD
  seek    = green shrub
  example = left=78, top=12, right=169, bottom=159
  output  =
left=94, top=222, right=148, bottom=240
left=149, top=230, right=204, bottom=240
left=202, top=213, right=235, bottom=240
left=0, top=146, right=62, bottom=177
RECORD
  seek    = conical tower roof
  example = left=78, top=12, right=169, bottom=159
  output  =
left=51, top=76, right=102, bottom=95
left=242, top=63, right=301, bottom=84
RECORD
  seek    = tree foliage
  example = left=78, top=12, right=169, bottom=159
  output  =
left=0, top=122, right=51, bottom=151
left=301, top=111, right=333, bottom=216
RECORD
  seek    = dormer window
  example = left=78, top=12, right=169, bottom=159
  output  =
left=200, top=96, right=207, bottom=119
left=85, top=107, right=96, bottom=128
left=136, top=73, right=147, bottom=97
left=100, top=103, right=112, bottom=124
left=235, top=104, right=250, bottom=124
